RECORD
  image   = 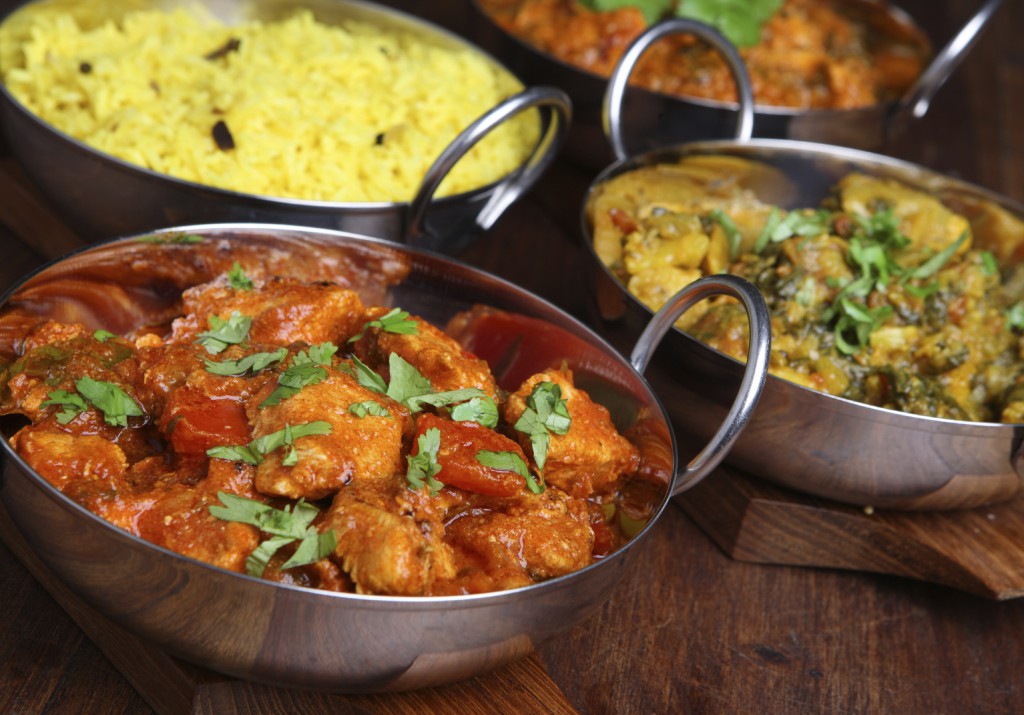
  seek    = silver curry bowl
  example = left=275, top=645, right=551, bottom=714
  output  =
left=0, top=224, right=769, bottom=691
left=582, top=134, right=1024, bottom=512
left=0, top=0, right=572, bottom=253
left=468, top=0, right=1005, bottom=170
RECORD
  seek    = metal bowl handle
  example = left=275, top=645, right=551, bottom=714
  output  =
left=406, top=86, right=572, bottom=242
left=629, top=274, right=771, bottom=496
left=893, top=0, right=1005, bottom=124
left=603, top=18, right=755, bottom=163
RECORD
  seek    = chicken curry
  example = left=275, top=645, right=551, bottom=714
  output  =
left=0, top=252, right=662, bottom=596
left=479, top=0, right=930, bottom=110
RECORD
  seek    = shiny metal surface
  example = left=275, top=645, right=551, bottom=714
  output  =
left=0, top=0, right=570, bottom=251
left=0, top=223, right=768, bottom=690
left=582, top=138, right=1024, bottom=511
left=468, top=0, right=1003, bottom=170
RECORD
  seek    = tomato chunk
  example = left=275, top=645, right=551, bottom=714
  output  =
left=413, top=413, right=529, bottom=497
left=161, top=386, right=250, bottom=456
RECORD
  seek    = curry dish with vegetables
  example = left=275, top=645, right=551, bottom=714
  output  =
left=479, top=0, right=930, bottom=109
left=587, top=155, right=1024, bottom=423
left=0, top=251, right=661, bottom=596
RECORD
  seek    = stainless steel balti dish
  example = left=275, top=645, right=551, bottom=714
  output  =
left=469, top=0, right=1003, bottom=169
left=0, top=224, right=769, bottom=691
left=584, top=86, right=1024, bottom=510
left=0, top=0, right=571, bottom=252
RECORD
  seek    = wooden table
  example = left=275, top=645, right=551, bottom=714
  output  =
left=2, top=0, right=1024, bottom=712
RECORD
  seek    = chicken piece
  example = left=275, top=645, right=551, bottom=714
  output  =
left=248, top=365, right=410, bottom=499
left=131, top=457, right=262, bottom=573
left=168, top=275, right=367, bottom=347
left=12, top=426, right=128, bottom=492
left=504, top=368, right=640, bottom=498
left=3, top=323, right=142, bottom=425
left=324, top=487, right=455, bottom=596
left=442, top=487, right=595, bottom=593
left=350, top=306, right=500, bottom=401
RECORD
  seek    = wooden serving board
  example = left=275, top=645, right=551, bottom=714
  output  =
left=675, top=466, right=1024, bottom=600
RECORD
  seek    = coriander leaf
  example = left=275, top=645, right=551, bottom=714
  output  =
left=1006, top=303, right=1024, bottom=330
left=227, top=261, right=255, bottom=290
left=578, top=0, right=672, bottom=23
left=754, top=206, right=781, bottom=253
left=904, top=231, right=969, bottom=281
left=204, top=347, right=288, bottom=376
left=385, top=353, right=434, bottom=405
left=348, top=307, right=419, bottom=343
left=280, top=528, right=337, bottom=571
left=207, top=421, right=332, bottom=466
left=93, top=329, right=117, bottom=342
left=407, top=388, right=487, bottom=412
left=250, top=421, right=332, bottom=458
left=451, top=396, right=499, bottom=428
left=675, top=0, right=782, bottom=48
left=406, top=427, right=444, bottom=495
left=476, top=449, right=544, bottom=494
left=348, top=355, right=388, bottom=394
left=293, top=342, right=338, bottom=366
left=41, top=389, right=89, bottom=424
left=74, top=376, right=143, bottom=427
left=348, top=400, right=391, bottom=418
left=513, top=381, right=572, bottom=472
left=245, top=536, right=294, bottom=577
left=981, top=251, right=999, bottom=275
left=709, top=208, right=742, bottom=261
left=196, top=312, right=252, bottom=355
left=208, top=490, right=272, bottom=525
left=210, top=493, right=337, bottom=577
left=206, top=443, right=262, bottom=465
left=259, top=362, right=329, bottom=407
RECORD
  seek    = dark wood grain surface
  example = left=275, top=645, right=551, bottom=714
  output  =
left=2, top=0, right=1024, bottom=712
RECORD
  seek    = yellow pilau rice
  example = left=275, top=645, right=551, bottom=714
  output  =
left=0, top=5, right=537, bottom=202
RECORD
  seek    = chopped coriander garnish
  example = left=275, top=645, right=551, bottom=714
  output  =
left=259, top=362, right=329, bottom=408
left=904, top=231, right=969, bottom=281
left=208, top=492, right=337, bottom=577
left=249, top=343, right=339, bottom=406
left=450, top=396, right=499, bottom=429
left=207, top=420, right=332, bottom=466
left=92, top=329, right=117, bottom=342
left=513, top=381, right=571, bottom=472
left=577, top=0, right=672, bottom=23
left=196, top=312, right=252, bottom=355
left=227, top=262, right=254, bottom=290
left=348, top=307, right=419, bottom=343
left=1006, top=303, right=1024, bottom=331
left=406, top=427, right=444, bottom=495
left=386, top=354, right=486, bottom=411
left=708, top=208, right=742, bottom=261
left=348, top=400, right=390, bottom=418
left=294, top=342, right=338, bottom=366
left=476, top=449, right=544, bottom=494
left=41, top=389, right=89, bottom=425
left=981, top=251, right=999, bottom=275
left=674, top=0, right=783, bottom=47
left=47, top=376, right=144, bottom=427
left=204, top=348, right=288, bottom=376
